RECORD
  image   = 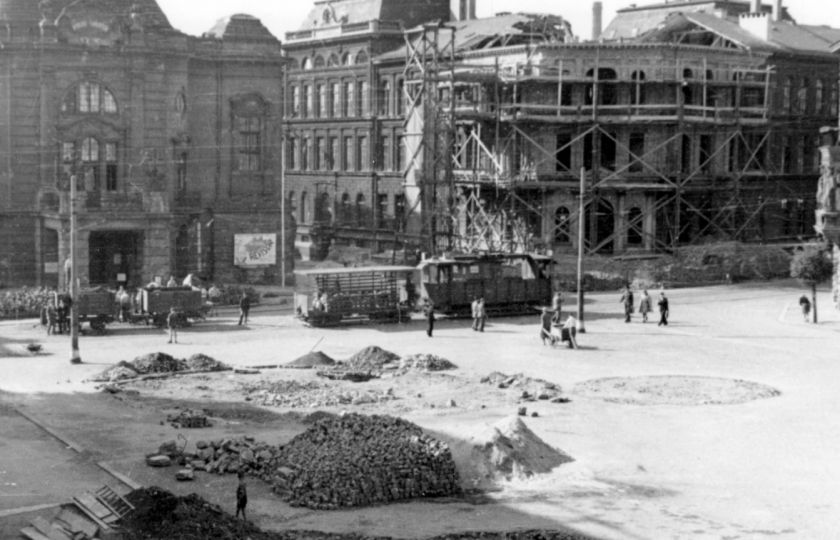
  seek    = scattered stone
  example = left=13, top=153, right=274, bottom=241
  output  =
left=166, top=409, right=210, bottom=428
left=146, top=455, right=172, bottom=467
left=481, top=372, right=565, bottom=402
left=531, top=411, right=539, bottom=417
left=175, top=469, right=195, bottom=481
left=517, top=407, right=527, bottom=416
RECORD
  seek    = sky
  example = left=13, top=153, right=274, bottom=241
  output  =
left=157, top=0, right=840, bottom=41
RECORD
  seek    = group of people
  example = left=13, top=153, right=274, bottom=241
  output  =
left=621, top=286, right=669, bottom=326
left=43, top=294, right=72, bottom=335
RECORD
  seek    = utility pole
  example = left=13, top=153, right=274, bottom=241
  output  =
left=69, top=173, right=81, bottom=364
left=280, top=68, right=287, bottom=288
left=576, top=167, right=586, bottom=333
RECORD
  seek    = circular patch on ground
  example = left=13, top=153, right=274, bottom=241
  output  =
left=573, top=376, right=780, bottom=406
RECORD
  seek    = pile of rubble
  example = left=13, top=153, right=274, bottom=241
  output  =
left=314, top=345, right=400, bottom=382
left=165, top=408, right=211, bottom=428
left=285, top=351, right=336, bottom=368
left=393, top=353, right=457, bottom=374
left=241, top=379, right=397, bottom=408
left=270, top=413, right=461, bottom=509
left=481, top=372, right=567, bottom=403
left=92, top=352, right=230, bottom=382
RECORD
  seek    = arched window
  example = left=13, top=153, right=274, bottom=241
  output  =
left=313, top=55, right=325, bottom=68
left=300, top=191, right=308, bottom=223
left=627, top=207, right=643, bottom=246
left=682, top=68, right=695, bottom=106
left=288, top=190, right=297, bottom=220
left=327, top=53, right=340, bottom=67
left=631, top=70, right=646, bottom=105
left=783, top=76, right=794, bottom=113
left=354, top=50, right=368, bottom=64
left=554, top=206, right=571, bottom=244
left=341, top=52, right=352, bottom=65
left=815, top=79, right=824, bottom=115
left=302, top=57, right=312, bottom=70
left=585, top=68, right=616, bottom=105
left=340, top=192, right=350, bottom=222
left=61, top=81, right=118, bottom=114
left=355, top=193, right=366, bottom=226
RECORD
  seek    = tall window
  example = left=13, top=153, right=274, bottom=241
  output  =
left=343, top=136, right=353, bottom=171
left=398, top=135, right=406, bottom=171
left=356, top=135, right=368, bottom=171
left=357, top=81, right=368, bottom=116
left=782, top=76, right=792, bottom=113
left=303, top=85, right=312, bottom=117
left=331, top=83, right=341, bottom=117
left=314, top=137, right=323, bottom=170
left=355, top=193, right=366, bottom=226
left=106, top=143, right=119, bottom=191
left=300, top=191, right=308, bottom=223
left=376, top=193, right=389, bottom=228
left=629, top=132, right=644, bottom=173
left=555, top=133, right=571, bottom=172
left=292, top=86, right=301, bottom=117
left=631, top=70, right=646, bottom=105
left=317, top=84, right=327, bottom=118
left=329, top=137, right=339, bottom=171
left=288, top=137, right=298, bottom=170
left=62, top=81, right=118, bottom=114
left=797, top=78, right=808, bottom=115
left=344, top=82, right=354, bottom=117
left=82, top=136, right=100, bottom=188
left=378, top=79, right=391, bottom=116
left=554, top=207, right=571, bottom=243
left=815, top=80, right=824, bottom=115
left=382, top=136, right=392, bottom=171
left=394, top=193, right=406, bottom=231
left=396, top=79, right=405, bottom=115
left=302, top=137, right=311, bottom=170
left=235, top=116, right=261, bottom=171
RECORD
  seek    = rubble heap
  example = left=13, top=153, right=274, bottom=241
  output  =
left=481, top=372, right=566, bottom=402
left=286, top=351, right=336, bottom=368
left=241, top=379, right=397, bottom=408
left=92, top=352, right=230, bottom=382
left=270, top=413, right=461, bottom=509
left=195, top=437, right=279, bottom=477
left=166, top=409, right=211, bottom=428
left=315, top=345, right=401, bottom=381
left=395, top=354, right=457, bottom=374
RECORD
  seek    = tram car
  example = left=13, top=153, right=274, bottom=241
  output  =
left=294, top=266, right=417, bottom=327
left=416, top=253, right=553, bottom=317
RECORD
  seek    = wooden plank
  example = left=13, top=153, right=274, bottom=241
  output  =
left=30, top=517, right=72, bottom=540
left=54, top=506, right=99, bottom=538
left=74, top=493, right=113, bottom=521
left=70, top=499, right=111, bottom=531
left=20, top=527, right=51, bottom=540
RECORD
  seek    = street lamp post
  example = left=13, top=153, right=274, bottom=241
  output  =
left=576, top=167, right=586, bottom=333
left=69, top=173, right=81, bottom=364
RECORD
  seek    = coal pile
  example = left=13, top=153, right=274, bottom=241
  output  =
left=92, top=352, right=231, bottom=382
left=270, top=413, right=461, bottom=509
left=286, top=351, right=336, bottom=369
left=481, top=372, right=565, bottom=402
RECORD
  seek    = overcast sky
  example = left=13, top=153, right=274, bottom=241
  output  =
left=157, top=0, right=840, bottom=41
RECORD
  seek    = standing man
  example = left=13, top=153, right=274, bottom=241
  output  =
left=238, top=292, right=251, bottom=326
left=470, top=297, right=479, bottom=331
left=425, top=302, right=435, bottom=337
left=167, top=306, right=178, bottom=344
left=620, top=285, right=634, bottom=323
left=476, top=297, right=487, bottom=332
left=552, top=291, right=562, bottom=317
left=540, top=307, right=555, bottom=346
left=657, top=292, right=669, bottom=326
left=235, top=471, right=248, bottom=521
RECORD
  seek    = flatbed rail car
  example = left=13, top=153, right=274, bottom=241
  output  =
left=141, top=287, right=206, bottom=327
left=417, top=253, right=552, bottom=317
left=294, top=266, right=417, bottom=327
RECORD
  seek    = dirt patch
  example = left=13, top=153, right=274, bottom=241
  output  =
left=573, top=375, right=782, bottom=406
left=241, top=379, right=397, bottom=408
left=286, top=351, right=335, bottom=368
left=481, top=372, right=565, bottom=402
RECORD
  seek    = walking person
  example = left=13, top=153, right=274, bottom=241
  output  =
left=238, top=292, right=251, bottom=326
left=167, top=306, right=178, bottom=344
left=620, top=285, right=635, bottom=323
left=476, top=297, right=487, bottom=332
left=425, top=302, right=435, bottom=337
left=235, top=471, right=248, bottom=521
left=46, top=303, right=57, bottom=335
left=552, top=291, right=562, bottom=318
left=798, top=294, right=811, bottom=322
left=540, top=307, right=556, bottom=346
left=657, top=292, right=669, bottom=326
left=470, top=297, right=480, bottom=331
left=638, top=290, right=652, bottom=323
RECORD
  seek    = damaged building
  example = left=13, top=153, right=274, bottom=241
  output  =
left=285, top=0, right=840, bottom=259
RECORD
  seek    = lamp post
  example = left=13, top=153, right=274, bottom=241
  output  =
left=69, top=173, right=81, bottom=364
left=576, top=167, right=586, bottom=333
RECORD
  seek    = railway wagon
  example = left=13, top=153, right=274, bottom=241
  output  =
left=141, top=287, right=205, bottom=327
left=416, top=253, right=552, bottom=317
left=54, top=288, right=116, bottom=333
left=294, top=266, right=416, bottom=326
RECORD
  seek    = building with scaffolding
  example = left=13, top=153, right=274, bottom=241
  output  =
left=285, top=0, right=840, bottom=261
left=0, top=0, right=290, bottom=288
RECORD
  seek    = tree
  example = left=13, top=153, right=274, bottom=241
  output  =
left=790, top=244, right=834, bottom=323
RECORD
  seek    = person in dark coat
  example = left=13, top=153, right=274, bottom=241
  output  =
left=799, top=294, right=811, bottom=322
left=657, top=292, right=669, bottom=326
left=475, top=297, right=487, bottom=332
left=425, top=302, right=435, bottom=337
left=620, top=286, right=634, bottom=323
left=235, top=471, right=248, bottom=520
left=540, top=307, right=555, bottom=346
left=238, top=293, right=251, bottom=326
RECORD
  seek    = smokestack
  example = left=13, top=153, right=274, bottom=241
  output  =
left=751, top=0, right=761, bottom=13
left=773, top=0, right=782, bottom=21
left=592, top=1, right=603, bottom=40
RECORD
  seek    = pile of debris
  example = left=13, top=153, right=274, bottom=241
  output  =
left=285, top=351, right=336, bottom=369
left=165, top=408, right=211, bottom=428
left=393, top=353, right=457, bottom=374
left=314, top=345, right=400, bottom=382
left=241, top=379, right=397, bottom=408
left=270, top=413, right=461, bottom=509
left=92, top=352, right=231, bottom=382
left=481, top=372, right=566, bottom=403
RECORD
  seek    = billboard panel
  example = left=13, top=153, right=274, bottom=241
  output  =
left=234, top=234, right=276, bottom=267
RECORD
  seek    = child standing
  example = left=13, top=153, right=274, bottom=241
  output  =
left=235, top=471, right=248, bottom=520
left=167, top=306, right=178, bottom=344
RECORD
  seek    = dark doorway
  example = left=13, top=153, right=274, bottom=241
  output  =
left=585, top=199, right=615, bottom=253
left=88, top=230, right=142, bottom=288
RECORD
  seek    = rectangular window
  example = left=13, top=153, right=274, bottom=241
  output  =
left=79, top=82, right=100, bottom=113
left=317, top=84, right=327, bottom=118
left=357, top=135, right=368, bottom=171
left=302, top=137, right=311, bottom=171
left=555, top=133, right=571, bottom=173
left=378, top=80, right=391, bottom=116
left=343, top=136, right=353, bottom=171
left=62, top=142, right=75, bottom=162
left=781, top=136, right=792, bottom=174
left=600, top=132, right=616, bottom=170
left=628, top=132, right=644, bottom=173
left=314, top=137, right=323, bottom=170
left=680, top=134, right=691, bottom=173
left=357, top=81, right=368, bottom=116
left=331, top=83, right=341, bottom=117
left=292, top=86, right=301, bottom=117
left=288, top=138, right=298, bottom=170
left=699, top=134, right=712, bottom=173
left=105, top=142, right=118, bottom=191
left=330, top=137, right=339, bottom=171
left=102, top=91, right=116, bottom=114
left=344, top=82, right=354, bottom=117
left=398, top=135, right=406, bottom=172
left=394, top=193, right=406, bottom=231
left=377, top=193, right=389, bottom=228
left=382, top=136, right=392, bottom=171
left=396, top=79, right=405, bottom=115
left=303, top=85, right=312, bottom=117
left=236, top=116, right=261, bottom=171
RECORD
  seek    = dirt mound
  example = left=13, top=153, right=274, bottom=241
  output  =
left=131, top=352, right=185, bottom=374
left=286, top=351, right=336, bottom=368
left=271, top=413, right=461, bottom=509
left=343, top=345, right=400, bottom=372
left=481, top=372, right=564, bottom=402
left=573, top=375, right=782, bottom=406
left=95, top=361, right=139, bottom=382
left=183, top=353, right=228, bottom=372
left=397, top=353, right=457, bottom=373
left=459, top=416, right=573, bottom=487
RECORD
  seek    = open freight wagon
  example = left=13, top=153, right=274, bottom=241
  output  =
left=141, top=287, right=206, bottom=327
left=53, top=288, right=116, bottom=333
left=294, top=266, right=416, bottom=326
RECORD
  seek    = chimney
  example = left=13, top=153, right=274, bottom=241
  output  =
left=773, top=0, right=782, bottom=21
left=457, top=0, right=476, bottom=21
left=592, top=1, right=603, bottom=40
left=751, top=0, right=761, bottom=13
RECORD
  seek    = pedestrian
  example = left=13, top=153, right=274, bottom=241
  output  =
left=46, top=303, right=57, bottom=335
left=208, top=284, right=221, bottom=316
left=620, top=285, right=634, bottom=323
left=238, top=292, right=251, bottom=325
left=476, top=297, right=487, bottom=332
left=167, top=306, right=178, bottom=343
left=425, top=302, right=435, bottom=337
left=799, top=294, right=811, bottom=322
left=657, top=292, right=669, bottom=326
left=638, top=289, right=652, bottom=323
left=552, top=291, right=562, bottom=315
left=235, top=471, right=248, bottom=521
left=540, top=307, right=555, bottom=346
left=166, top=275, right=178, bottom=288
left=58, top=294, right=72, bottom=334
left=470, top=297, right=479, bottom=331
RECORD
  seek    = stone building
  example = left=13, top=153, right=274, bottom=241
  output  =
left=0, top=0, right=291, bottom=289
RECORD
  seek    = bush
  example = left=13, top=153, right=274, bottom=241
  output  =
left=0, top=287, right=55, bottom=320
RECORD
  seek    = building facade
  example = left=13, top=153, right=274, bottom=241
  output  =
left=0, top=0, right=291, bottom=289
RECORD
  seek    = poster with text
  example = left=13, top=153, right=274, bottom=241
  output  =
left=234, top=234, right=276, bottom=267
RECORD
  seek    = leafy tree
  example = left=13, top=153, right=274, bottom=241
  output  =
left=790, top=244, right=834, bottom=323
